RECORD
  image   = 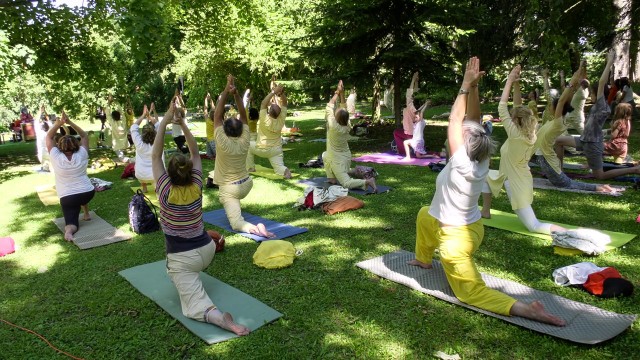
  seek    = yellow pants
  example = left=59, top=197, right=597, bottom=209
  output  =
left=246, top=142, right=287, bottom=175
left=323, top=153, right=366, bottom=190
left=166, top=241, right=216, bottom=321
left=415, top=207, right=516, bottom=316
left=218, top=178, right=254, bottom=233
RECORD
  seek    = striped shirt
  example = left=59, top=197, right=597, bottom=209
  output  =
left=156, top=169, right=204, bottom=240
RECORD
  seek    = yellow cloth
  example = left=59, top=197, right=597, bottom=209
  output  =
left=415, top=208, right=516, bottom=316
left=486, top=102, right=535, bottom=210
left=253, top=240, right=296, bottom=269
left=205, top=116, right=214, bottom=141
left=168, top=183, right=201, bottom=205
left=535, top=115, right=566, bottom=174
left=256, top=107, right=287, bottom=149
left=213, top=125, right=250, bottom=185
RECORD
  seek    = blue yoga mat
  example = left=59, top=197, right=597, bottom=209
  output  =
left=119, top=261, right=282, bottom=344
left=202, top=209, right=307, bottom=242
left=297, top=177, right=392, bottom=195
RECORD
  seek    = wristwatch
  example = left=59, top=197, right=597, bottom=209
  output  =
left=459, top=88, right=470, bottom=95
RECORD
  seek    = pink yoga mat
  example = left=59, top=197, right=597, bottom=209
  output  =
left=352, top=151, right=444, bottom=166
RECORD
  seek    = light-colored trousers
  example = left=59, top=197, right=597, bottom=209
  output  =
left=219, top=178, right=254, bottom=233
left=246, top=142, right=287, bottom=175
left=323, top=152, right=366, bottom=190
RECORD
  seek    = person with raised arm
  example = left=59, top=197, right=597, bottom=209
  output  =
left=46, top=111, right=94, bottom=242
left=324, top=80, right=377, bottom=192
left=213, top=75, right=275, bottom=238
left=554, top=50, right=640, bottom=180
left=394, top=72, right=420, bottom=156
left=151, top=91, right=251, bottom=336
left=131, top=103, right=161, bottom=193
left=408, top=57, right=565, bottom=327
left=204, top=93, right=216, bottom=160
left=245, top=79, right=292, bottom=178
left=481, top=65, right=566, bottom=235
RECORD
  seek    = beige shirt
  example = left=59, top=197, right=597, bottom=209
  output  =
left=213, top=125, right=250, bottom=185
left=256, top=107, right=287, bottom=149
left=326, top=102, right=351, bottom=159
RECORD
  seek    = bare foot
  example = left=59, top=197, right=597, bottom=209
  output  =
left=64, top=231, right=74, bottom=242
left=209, top=312, right=251, bottom=336
left=596, top=184, right=615, bottom=193
left=407, top=259, right=433, bottom=269
left=83, top=214, right=91, bottom=221
left=404, top=156, right=412, bottom=161
left=365, top=178, right=377, bottom=193
left=481, top=210, right=491, bottom=219
left=64, top=224, right=77, bottom=242
left=255, top=223, right=276, bottom=238
left=283, top=168, right=292, bottom=179
left=247, top=167, right=256, bottom=172
left=511, top=301, right=565, bottom=326
left=327, top=178, right=337, bottom=185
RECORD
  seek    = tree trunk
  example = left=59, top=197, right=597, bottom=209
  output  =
left=372, top=73, right=381, bottom=121
left=393, top=63, right=402, bottom=128
left=613, top=0, right=632, bottom=79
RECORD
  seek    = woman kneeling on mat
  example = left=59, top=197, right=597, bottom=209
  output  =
left=151, top=93, right=250, bottom=336
left=46, top=111, right=94, bottom=242
left=131, top=103, right=161, bottom=193
left=408, top=57, right=565, bottom=326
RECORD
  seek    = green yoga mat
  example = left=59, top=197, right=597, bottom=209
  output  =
left=119, top=260, right=283, bottom=344
left=250, top=164, right=299, bottom=180
left=481, top=208, right=636, bottom=256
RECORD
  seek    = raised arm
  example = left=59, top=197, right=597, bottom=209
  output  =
left=467, top=85, right=481, bottom=123
left=134, top=104, right=148, bottom=126
left=204, top=93, right=210, bottom=115
left=555, top=65, right=583, bottom=119
left=152, top=99, right=174, bottom=181
left=278, top=86, right=288, bottom=108
left=149, top=102, right=158, bottom=125
left=62, top=111, right=89, bottom=151
left=410, top=71, right=419, bottom=91
left=180, top=111, right=201, bottom=171
left=513, top=78, right=522, bottom=106
left=501, top=65, right=520, bottom=103
left=599, top=50, right=615, bottom=99
left=328, top=80, right=342, bottom=106
left=542, top=69, right=553, bottom=113
left=449, top=57, right=484, bottom=156
left=45, top=116, right=64, bottom=152
left=214, top=77, right=233, bottom=128
left=231, top=76, right=247, bottom=125
left=261, top=89, right=277, bottom=110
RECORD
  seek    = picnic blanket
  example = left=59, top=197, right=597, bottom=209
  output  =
left=119, top=260, right=282, bottom=344
left=481, top=208, right=636, bottom=256
left=357, top=250, right=636, bottom=344
left=298, top=177, right=391, bottom=195
left=352, top=151, right=444, bottom=166
left=36, top=184, right=58, bottom=206
left=250, top=164, right=299, bottom=180
left=52, top=211, right=131, bottom=249
left=202, top=209, right=307, bottom=242
left=532, top=177, right=625, bottom=197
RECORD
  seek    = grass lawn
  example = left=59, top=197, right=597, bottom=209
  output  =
left=1, top=101, right=639, bottom=359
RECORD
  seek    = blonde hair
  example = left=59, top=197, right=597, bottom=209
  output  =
left=167, top=153, right=193, bottom=186
left=614, top=103, right=632, bottom=121
left=510, top=105, right=537, bottom=141
left=57, top=135, right=80, bottom=153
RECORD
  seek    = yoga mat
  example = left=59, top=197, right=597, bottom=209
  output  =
left=352, top=151, right=444, bottom=166
left=130, top=186, right=160, bottom=207
left=298, top=177, right=392, bottom=195
left=357, top=250, right=636, bottom=344
left=528, top=161, right=586, bottom=170
left=36, top=184, right=58, bottom=206
left=481, top=208, right=636, bottom=255
left=52, top=211, right=132, bottom=250
left=250, top=164, right=300, bottom=180
left=532, top=178, right=625, bottom=197
left=119, top=260, right=282, bottom=344
left=202, top=209, right=307, bottom=242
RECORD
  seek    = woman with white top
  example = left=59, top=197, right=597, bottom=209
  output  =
left=131, top=103, right=161, bottom=192
left=46, top=111, right=95, bottom=242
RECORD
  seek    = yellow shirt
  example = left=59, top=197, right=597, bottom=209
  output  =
left=535, top=115, right=565, bottom=174
left=213, top=125, right=250, bottom=185
left=125, top=112, right=135, bottom=130
left=326, top=102, right=351, bottom=159
left=106, top=106, right=128, bottom=151
left=486, top=102, right=536, bottom=210
left=256, top=107, right=287, bottom=149
left=205, top=115, right=214, bottom=141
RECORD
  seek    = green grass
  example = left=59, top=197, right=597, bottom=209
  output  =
left=1, top=101, right=639, bottom=359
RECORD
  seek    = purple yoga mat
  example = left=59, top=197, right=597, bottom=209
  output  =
left=352, top=152, right=444, bottom=166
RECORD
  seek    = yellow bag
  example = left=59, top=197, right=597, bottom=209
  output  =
left=253, top=240, right=296, bottom=269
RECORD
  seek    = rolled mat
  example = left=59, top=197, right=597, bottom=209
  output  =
left=356, top=250, right=636, bottom=344
left=202, top=209, right=307, bottom=242
left=52, top=211, right=131, bottom=249
left=119, top=260, right=282, bottom=344
left=352, top=151, right=444, bottom=166
left=250, top=164, right=299, bottom=180
left=36, top=184, right=59, bottom=206
left=480, top=208, right=636, bottom=256
left=298, top=177, right=391, bottom=195
left=532, top=178, right=625, bottom=197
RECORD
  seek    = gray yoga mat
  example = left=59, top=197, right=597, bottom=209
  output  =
left=532, top=178, right=625, bottom=197
left=53, top=211, right=131, bottom=249
left=119, top=260, right=283, bottom=344
left=356, top=250, right=636, bottom=344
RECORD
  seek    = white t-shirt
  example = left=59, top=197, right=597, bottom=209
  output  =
left=412, top=119, right=425, bottom=142
left=622, top=85, right=635, bottom=103
left=131, top=122, right=162, bottom=181
left=428, top=146, right=489, bottom=226
left=49, top=147, right=94, bottom=198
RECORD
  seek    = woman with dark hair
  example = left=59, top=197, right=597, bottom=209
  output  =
left=45, top=111, right=94, bottom=242
left=151, top=90, right=250, bottom=336
left=131, top=103, right=161, bottom=192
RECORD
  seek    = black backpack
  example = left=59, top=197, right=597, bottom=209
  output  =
left=128, top=190, right=160, bottom=234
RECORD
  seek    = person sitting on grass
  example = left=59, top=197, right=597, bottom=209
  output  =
left=131, top=103, right=161, bottom=193
left=403, top=100, right=433, bottom=160
left=408, top=56, right=565, bottom=327
left=45, top=111, right=94, bottom=242
left=213, top=75, right=275, bottom=238
left=245, top=80, right=292, bottom=179
left=151, top=93, right=251, bottom=337
left=553, top=50, right=640, bottom=180
left=324, top=80, right=377, bottom=192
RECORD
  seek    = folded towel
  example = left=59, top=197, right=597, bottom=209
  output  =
left=551, top=229, right=611, bottom=255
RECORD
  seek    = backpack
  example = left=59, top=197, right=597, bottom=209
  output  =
left=128, top=190, right=160, bottom=234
